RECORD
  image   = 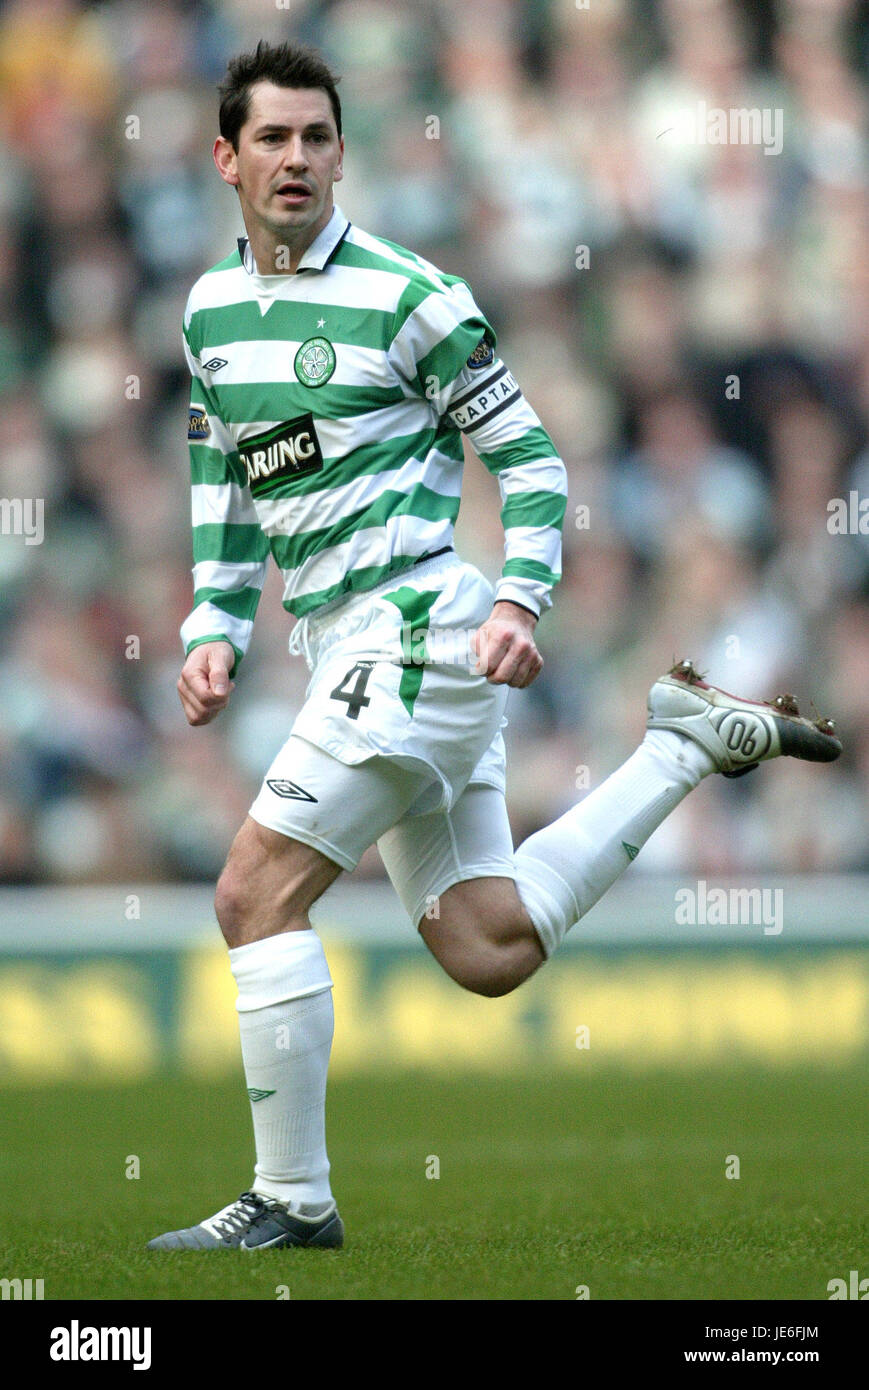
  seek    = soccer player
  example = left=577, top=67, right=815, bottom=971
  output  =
left=147, top=41, right=841, bottom=1251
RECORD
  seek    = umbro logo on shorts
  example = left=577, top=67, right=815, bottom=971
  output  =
left=266, top=779, right=318, bottom=802
left=239, top=414, right=324, bottom=496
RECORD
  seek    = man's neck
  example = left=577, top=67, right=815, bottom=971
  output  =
left=246, top=202, right=335, bottom=276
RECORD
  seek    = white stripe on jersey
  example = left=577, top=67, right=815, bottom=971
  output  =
left=254, top=448, right=462, bottom=539
left=191, top=481, right=260, bottom=528
left=499, top=523, right=564, bottom=566
left=191, top=559, right=269, bottom=593
left=237, top=397, right=437, bottom=456
left=190, top=338, right=403, bottom=393
left=188, top=260, right=411, bottom=321
left=180, top=603, right=259, bottom=656
left=497, top=458, right=569, bottom=498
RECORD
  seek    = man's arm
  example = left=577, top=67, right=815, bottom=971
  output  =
left=388, top=279, right=567, bottom=687
left=178, top=333, right=270, bottom=723
left=443, top=339, right=567, bottom=629
left=447, top=350, right=566, bottom=687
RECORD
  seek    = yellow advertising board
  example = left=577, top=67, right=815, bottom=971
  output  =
left=0, top=944, right=865, bottom=1081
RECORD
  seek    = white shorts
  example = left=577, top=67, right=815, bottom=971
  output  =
left=248, top=553, right=516, bottom=914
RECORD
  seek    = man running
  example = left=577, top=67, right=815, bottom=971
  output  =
left=148, top=41, right=841, bottom=1252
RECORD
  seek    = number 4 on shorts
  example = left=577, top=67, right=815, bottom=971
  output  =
left=330, top=661, right=375, bottom=720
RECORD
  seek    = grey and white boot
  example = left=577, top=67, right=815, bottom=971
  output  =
left=647, top=659, right=842, bottom=778
left=147, top=1190, right=344, bottom=1251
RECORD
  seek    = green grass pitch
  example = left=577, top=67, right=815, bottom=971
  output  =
left=3, top=1065, right=866, bottom=1301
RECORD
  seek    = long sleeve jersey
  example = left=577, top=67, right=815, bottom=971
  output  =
left=180, top=204, right=567, bottom=668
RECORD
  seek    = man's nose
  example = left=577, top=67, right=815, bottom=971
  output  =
left=283, top=136, right=308, bottom=168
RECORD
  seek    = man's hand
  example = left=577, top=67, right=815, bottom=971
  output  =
left=473, top=601, right=543, bottom=688
left=177, top=641, right=236, bottom=725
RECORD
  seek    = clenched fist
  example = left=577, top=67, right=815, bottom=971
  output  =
left=473, top=601, right=543, bottom=688
left=177, top=641, right=236, bottom=725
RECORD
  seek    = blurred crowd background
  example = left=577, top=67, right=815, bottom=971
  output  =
left=1, top=0, right=868, bottom=885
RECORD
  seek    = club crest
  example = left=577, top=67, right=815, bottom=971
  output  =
left=294, top=336, right=336, bottom=388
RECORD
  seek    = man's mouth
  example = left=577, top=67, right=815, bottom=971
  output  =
left=276, top=182, right=313, bottom=203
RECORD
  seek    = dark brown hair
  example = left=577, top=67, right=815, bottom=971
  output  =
left=218, top=40, right=342, bottom=150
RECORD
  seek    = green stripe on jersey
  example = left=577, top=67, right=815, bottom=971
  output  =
left=269, top=486, right=460, bottom=572
left=193, top=522, right=270, bottom=564
left=501, top=557, right=561, bottom=587
left=291, top=554, right=439, bottom=618
left=416, top=320, right=486, bottom=393
left=191, top=586, right=263, bottom=621
left=500, top=490, right=567, bottom=530
left=189, top=443, right=244, bottom=487
left=211, top=380, right=407, bottom=424
left=331, top=237, right=447, bottom=290
left=476, top=427, right=560, bottom=474
left=188, top=300, right=395, bottom=352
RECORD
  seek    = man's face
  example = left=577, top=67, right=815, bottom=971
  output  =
left=214, top=82, right=344, bottom=255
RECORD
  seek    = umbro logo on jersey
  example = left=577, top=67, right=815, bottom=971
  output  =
left=266, top=779, right=318, bottom=802
left=239, top=414, right=324, bottom=496
left=202, top=356, right=229, bottom=372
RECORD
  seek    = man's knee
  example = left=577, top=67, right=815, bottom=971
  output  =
left=215, top=818, right=342, bottom=947
left=453, top=945, right=536, bottom=998
left=214, top=858, right=252, bottom=941
left=215, top=820, right=264, bottom=931
left=419, top=876, right=545, bottom=997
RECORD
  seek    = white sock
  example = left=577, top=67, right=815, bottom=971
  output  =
left=229, top=931, right=335, bottom=1208
left=514, top=730, right=715, bottom=957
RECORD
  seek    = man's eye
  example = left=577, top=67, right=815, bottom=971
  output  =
left=309, top=133, right=327, bottom=143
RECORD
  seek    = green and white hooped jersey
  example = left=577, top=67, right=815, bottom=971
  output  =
left=180, top=205, right=567, bottom=667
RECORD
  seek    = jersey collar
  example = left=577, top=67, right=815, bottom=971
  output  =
left=238, top=204, right=351, bottom=277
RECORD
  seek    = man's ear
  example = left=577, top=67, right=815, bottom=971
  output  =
left=213, top=136, right=239, bottom=187
left=334, top=136, right=345, bottom=183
